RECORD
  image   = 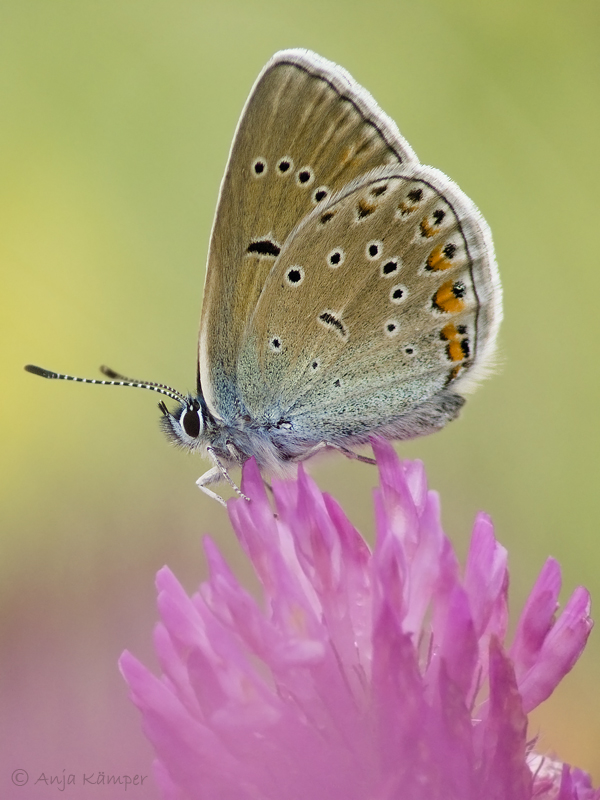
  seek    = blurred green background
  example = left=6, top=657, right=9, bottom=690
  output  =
left=2, top=0, right=599, bottom=793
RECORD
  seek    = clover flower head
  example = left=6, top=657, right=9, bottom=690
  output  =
left=121, top=440, right=596, bottom=800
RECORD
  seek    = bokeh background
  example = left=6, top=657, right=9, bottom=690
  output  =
left=2, top=1, right=599, bottom=796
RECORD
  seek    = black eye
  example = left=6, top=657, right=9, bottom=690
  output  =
left=181, top=407, right=201, bottom=438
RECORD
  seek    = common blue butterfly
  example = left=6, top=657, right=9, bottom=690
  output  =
left=26, top=50, right=502, bottom=504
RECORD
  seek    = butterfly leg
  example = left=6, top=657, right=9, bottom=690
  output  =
left=327, top=442, right=377, bottom=465
left=204, top=446, right=250, bottom=502
left=291, top=441, right=377, bottom=466
left=195, top=466, right=228, bottom=506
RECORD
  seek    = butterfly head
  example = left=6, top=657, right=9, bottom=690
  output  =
left=159, top=395, right=214, bottom=451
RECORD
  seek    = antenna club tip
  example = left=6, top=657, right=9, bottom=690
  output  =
left=25, top=364, right=56, bottom=379
left=100, top=365, right=120, bottom=379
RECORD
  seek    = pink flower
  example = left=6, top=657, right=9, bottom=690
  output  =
left=120, top=440, right=597, bottom=800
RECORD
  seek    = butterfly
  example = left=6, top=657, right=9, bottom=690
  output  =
left=26, top=49, right=502, bottom=505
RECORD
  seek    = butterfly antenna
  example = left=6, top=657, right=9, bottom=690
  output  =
left=24, top=364, right=187, bottom=405
left=99, top=365, right=187, bottom=396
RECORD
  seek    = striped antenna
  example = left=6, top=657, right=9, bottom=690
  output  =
left=24, top=364, right=187, bottom=405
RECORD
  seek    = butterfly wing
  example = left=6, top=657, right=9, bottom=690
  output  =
left=235, top=163, right=501, bottom=450
left=199, top=49, right=420, bottom=418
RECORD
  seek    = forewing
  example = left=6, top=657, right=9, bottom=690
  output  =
left=199, top=49, right=419, bottom=418
left=236, top=164, right=501, bottom=441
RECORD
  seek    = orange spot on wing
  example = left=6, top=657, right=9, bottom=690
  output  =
left=440, top=323, right=459, bottom=341
left=447, top=340, right=464, bottom=362
left=357, top=198, right=376, bottom=218
left=426, top=244, right=453, bottom=271
left=433, top=281, right=466, bottom=314
left=398, top=201, right=417, bottom=216
left=420, top=217, right=437, bottom=238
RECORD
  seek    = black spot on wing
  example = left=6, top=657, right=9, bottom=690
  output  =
left=247, top=239, right=281, bottom=257
left=370, top=184, right=388, bottom=197
left=443, top=243, right=457, bottom=259
left=318, top=311, right=348, bottom=340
